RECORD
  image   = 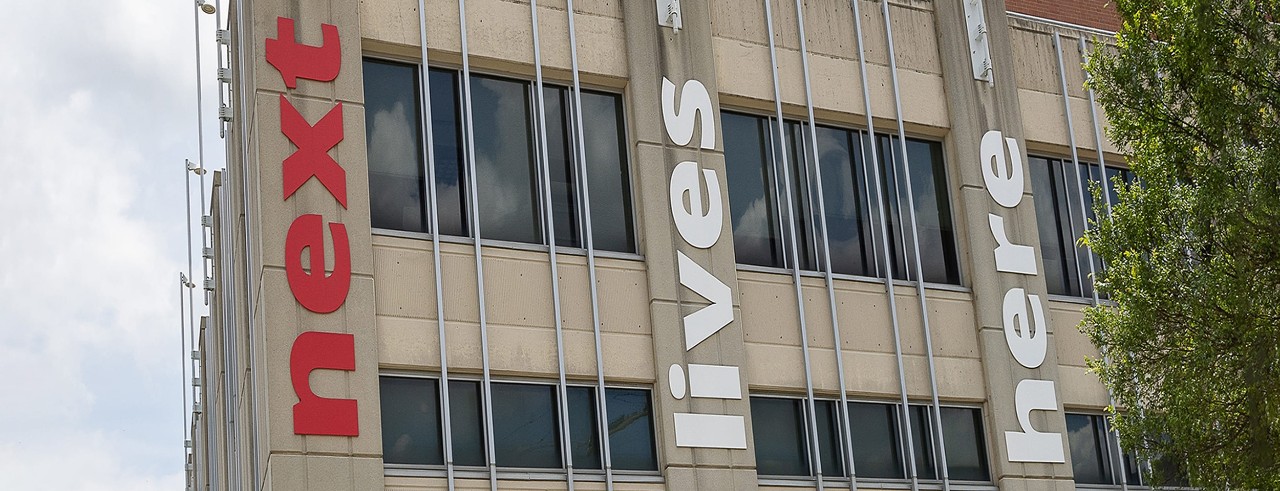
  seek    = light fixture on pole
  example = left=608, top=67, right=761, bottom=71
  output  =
left=197, top=0, right=216, bottom=14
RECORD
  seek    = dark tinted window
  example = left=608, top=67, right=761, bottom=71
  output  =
left=909, top=405, right=938, bottom=480
left=1030, top=157, right=1083, bottom=296
left=815, top=126, right=875, bottom=276
left=542, top=87, right=579, bottom=248
left=491, top=383, right=560, bottom=468
left=379, top=377, right=442, bottom=465
left=848, top=402, right=904, bottom=479
left=751, top=397, right=810, bottom=476
left=879, top=136, right=960, bottom=284
left=364, top=60, right=427, bottom=233
left=1067, top=413, right=1113, bottom=484
left=429, top=68, right=468, bottom=237
left=724, top=113, right=784, bottom=267
left=605, top=388, right=658, bottom=471
left=579, top=91, right=635, bottom=253
left=448, top=380, right=486, bottom=466
left=470, top=75, right=540, bottom=243
left=940, top=407, right=989, bottom=481
left=567, top=386, right=601, bottom=469
left=814, top=399, right=845, bottom=477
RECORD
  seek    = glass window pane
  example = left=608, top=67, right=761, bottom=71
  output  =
left=848, top=402, right=905, bottom=479
left=751, top=397, right=809, bottom=476
left=491, top=383, right=560, bottom=468
left=379, top=377, right=442, bottom=465
left=814, top=400, right=845, bottom=477
left=1030, top=157, right=1075, bottom=296
left=724, top=112, right=784, bottom=268
left=428, top=68, right=468, bottom=237
left=781, top=122, right=818, bottom=271
left=542, top=86, right=579, bottom=248
left=364, top=59, right=427, bottom=233
left=1067, top=414, right=1112, bottom=484
left=940, top=407, right=989, bottom=481
left=909, top=405, right=937, bottom=480
left=470, top=75, right=541, bottom=243
left=876, top=135, right=912, bottom=281
left=605, top=388, right=658, bottom=471
left=567, top=386, right=602, bottom=470
left=816, top=126, right=873, bottom=276
left=448, top=380, right=486, bottom=467
left=877, top=136, right=960, bottom=284
left=580, top=90, right=635, bottom=253
left=1123, top=452, right=1144, bottom=485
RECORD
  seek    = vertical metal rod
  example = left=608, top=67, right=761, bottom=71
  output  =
left=762, top=0, right=824, bottom=487
left=881, top=1, right=950, bottom=487
left=1079, top=35, right=1130, bottom=489
left=528, top=0, right=577, bottom=487
left=178, top=275, right=190, bottom=489
left=564, top=1, right=614, bottom=487
left=850, top=0, right=916, bottom=487
left=216, top=0, right=227, bottom=140
left=1052, top=33, right=1091, bottom=301
left=456, top=2, right=499, bottom=489
left=794, top=0, right=857, bottom=486
left=414, top=2, right=456, bottom=487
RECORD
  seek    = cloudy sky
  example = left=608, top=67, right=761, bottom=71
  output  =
left=0, top=0, right=222, bottom=488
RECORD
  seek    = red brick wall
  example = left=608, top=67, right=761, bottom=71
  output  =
left=1006, top=0, right=1122, bottom=32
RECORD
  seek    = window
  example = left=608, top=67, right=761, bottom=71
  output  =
left=722, top=112, right=960, bottom=284
left=1066, top=413, right=1114, bottom=484
left=362, top=59, right=635, bottom=252
left=378, top=376, right=657, bottom=472
left=749, top=398, right=987, bottom=482
left=1029, top=157, right=1134, bottom=297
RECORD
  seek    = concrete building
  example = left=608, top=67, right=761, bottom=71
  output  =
left=192, top=0, right=1158, bottom=489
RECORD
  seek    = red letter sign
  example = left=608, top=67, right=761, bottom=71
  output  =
left=265, top=17, right=341, bottom=89
left=290, top=331, right=358, bottom=436
left=280, top=96, right=347, bottom=207
left=285, top=214, right=351, bottom=313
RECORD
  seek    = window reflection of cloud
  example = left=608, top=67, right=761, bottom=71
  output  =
left=473, top=77, right=536, bottom=241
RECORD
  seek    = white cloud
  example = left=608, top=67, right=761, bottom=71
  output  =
left=0, top=0, right=217, bottom=488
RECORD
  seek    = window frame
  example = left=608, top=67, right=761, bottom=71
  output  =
left=720, top=108, right=964, bottom=287
left=378, top=371, right=662, bottom=480
left=361, top=55, right=641, bottom=258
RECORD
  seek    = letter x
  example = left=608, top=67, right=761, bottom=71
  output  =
left=280, top=95, right=346, bottom=207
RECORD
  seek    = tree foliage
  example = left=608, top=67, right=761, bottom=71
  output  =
left=1083, top=0, right=1280, bottom=488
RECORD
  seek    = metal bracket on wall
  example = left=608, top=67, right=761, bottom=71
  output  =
left=656, top=0, right=682, bottom=31
left=963, top=0, right=994, bottom=84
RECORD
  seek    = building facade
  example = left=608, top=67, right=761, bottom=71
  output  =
left=193, top=0, right=1153, bottom=489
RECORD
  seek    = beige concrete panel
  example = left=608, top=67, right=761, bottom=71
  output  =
left=900, top=354, right=936, bottom=399
left=1050, top=300, right=1098, bottom=369
left=745, top=342, right=807, bottom=390
left=1019, top=90, right=1097, bottom=154
left=253, top=95, right=375, bottom=276
left=533, top=0, right=623, bottom=19
left=486, top=322, right=561, bottom=377
left=933, top=356, right=988, bottom=401
left=439, top=243, right=481, bottom=323
left=601, top=331, right=656, bottom=382
left=372, top=243, right=435, bottom=319
left=712, top=37, right=779, bottom=104
left=774, top=47, right=809, bottom=109
left=631, top=143, right=678, bottom=301
left=1010, top=27, right=1064, bottom=95
left=479, top=247, right=557, bottom=329
left=377, top=315, right=438, bottom=368
left=886, top=4, right=942, bottom=76
left=444, top=320, right=484, bottom=372
left=738, top=272, right=802, bottom=347
left=388, top=476, right=664, bottom=490
left=832, top=282, right=897, bottom=354
left=767, top=0, right=801, bottom=52
left=261, top=269, right=305, bottom=454
left=424, top=0, right=464, bottom=55
left=927, top=292, right=981, bottom=358
left=561, top=327, right=601, bottom=378
left=800, top=279, right=835, bottom=349
left=360, top=0, right=421, bottom=48
left=1058, top=364, right=1111, bottom=409
left=844, top=350, right=903, bottom=397
left=552, top=257, right=595, bottom=331
left=597, top=260, right=653, bottom=335
left=896, top=68, right=950, bottom=131
left=797, top=0, right=858, bottom=61
left=266, top=454, right=382, bottom=490
left=571, top=8, right=629, bottom=80
left=710, top=0, right=770, bottom=45
left=251, top=0, right=365, bottom=103
left=806, top=52, right=866, bottom=120
left=461, top=0, right=536, bottom=68
left=807, top=346, right=840, bottom=393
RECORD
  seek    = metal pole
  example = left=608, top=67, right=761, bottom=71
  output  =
left=762, top=0, right=824, bottom=486
left=851, top=0, right=916, bottom=487
left=528, top=0, right=577, bottom=486
left=794, top=0, right=857, bottom=486
left=564, top=1, right=614, bottom=487
left=455, top=2, right=499, bottom=489
left=414, top=1, right=456, bottom=487
left=178, top=274, right=190, bottom=489
left=881, top=1, right=949, bottom=487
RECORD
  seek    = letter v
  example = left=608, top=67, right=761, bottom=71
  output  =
left=677, top=251, right=732, bottom=351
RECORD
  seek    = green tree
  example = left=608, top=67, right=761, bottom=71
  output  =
left=1083, top=0, right=1280, bottom=488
